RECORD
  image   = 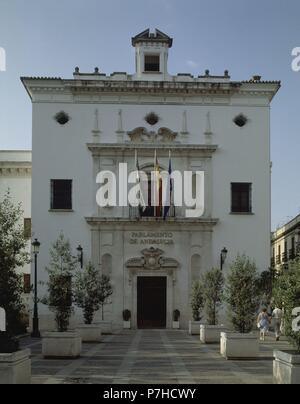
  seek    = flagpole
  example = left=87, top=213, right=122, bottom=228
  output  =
left=154, top=149, right=157, bottom=217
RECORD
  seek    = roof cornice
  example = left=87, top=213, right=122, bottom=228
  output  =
left=21, top=77, right=280, bottom=101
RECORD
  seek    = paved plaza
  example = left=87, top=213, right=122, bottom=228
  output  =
left=20, top=330, right=291, bottom=384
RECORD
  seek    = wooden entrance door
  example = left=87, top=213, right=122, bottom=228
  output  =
left=137, top=277, right=167, bottom=328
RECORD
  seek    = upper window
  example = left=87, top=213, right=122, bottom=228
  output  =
left=51, top=179, right=72, bottom=210
left=144, top=55, right=160, bottom=72
left=231, top=183, right=252, bottom=213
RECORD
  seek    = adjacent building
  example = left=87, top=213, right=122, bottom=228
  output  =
left=22, top=29, right=280, bottom=330
left=0, top=150, right=32, bottom=309
left=271, top=215, right=300, bottom=271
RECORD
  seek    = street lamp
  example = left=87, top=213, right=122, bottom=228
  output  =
left=220, top=247, right=228, bottom=271
left=77, top=244, right=83, bottom=269
left=31, top=238, right=41, bottom=338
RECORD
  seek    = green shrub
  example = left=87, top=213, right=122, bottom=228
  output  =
left=273, top=260, right=300, bottom=352
left=226, top=255, right=260, bottom=333
left=203, top=268, right=224, bottom=325
left=190, top=281, right=204, bottom=321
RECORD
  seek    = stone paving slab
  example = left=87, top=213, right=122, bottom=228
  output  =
left=20, top=330, right=292, bottom=384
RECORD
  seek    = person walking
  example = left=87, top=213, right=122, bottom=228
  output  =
left=272, top=306, right=283, bottom=341
left=257, top=308, right=270, bottom=341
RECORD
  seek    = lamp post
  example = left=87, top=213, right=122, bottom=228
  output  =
left=31, top=238, right=41, bottom=338
left=220, top=247, right=228, bottom=271
left=77, top=244, right=83, bottom=269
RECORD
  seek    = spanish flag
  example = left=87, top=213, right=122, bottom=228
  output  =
left=135, top=149, right=146, bottom=210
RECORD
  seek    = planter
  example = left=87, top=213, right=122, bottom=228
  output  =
left=95, top=320, right=113, bottom=334
left=220, top=332, right=259, bottom=359
left=42, top=331, right=82, bottom=359
left=0, top=349, right=31, bottom=384
left=173, top=321, right=180, bottom=329
left=123, top=321, right=131, bottom=329
left=273, top=350, right=300, bottom=384
left=188, top=321, right=203, bottom=335
left=200, top=325, right=227, bottom=344
left=77, top=324, right=102, bottom=343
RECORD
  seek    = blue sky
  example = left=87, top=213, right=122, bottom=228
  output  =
left=0, top=0, right=299, bottom=229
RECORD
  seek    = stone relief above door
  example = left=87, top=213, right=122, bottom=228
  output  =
left=126, top=247, right=179, bottom=270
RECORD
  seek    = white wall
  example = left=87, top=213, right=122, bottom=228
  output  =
left=29, top=93, right=274, bottom=326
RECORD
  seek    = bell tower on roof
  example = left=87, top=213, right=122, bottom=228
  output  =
left=132, top=28, right=173, bottom=80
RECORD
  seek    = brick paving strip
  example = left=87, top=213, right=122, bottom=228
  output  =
left=160, top=330, right=196, bottom=384
left=112, top=330, right=143, bottom=384
left=43, top=334, right=118, bottom=384
left=197, top=343, right=261, bottom=384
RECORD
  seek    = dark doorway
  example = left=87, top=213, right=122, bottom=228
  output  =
left=137, top=277, right=167, bottom=329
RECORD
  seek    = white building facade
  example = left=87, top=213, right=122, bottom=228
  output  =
left=22, top=29, right=280, bottom=330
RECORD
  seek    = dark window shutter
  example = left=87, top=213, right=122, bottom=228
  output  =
left=231, top=183, right=252, bottom=213
left=51, top=180, right=72, bottom=210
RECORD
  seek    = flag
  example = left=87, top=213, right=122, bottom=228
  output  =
left=135, top=149, right=146, bottom=210
left=163, top=150, right=173, bottom=220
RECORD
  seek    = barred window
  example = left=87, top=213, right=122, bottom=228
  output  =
left=23, top=274, right=31, bottom=294
left=145, top=55, right=160, bottom=72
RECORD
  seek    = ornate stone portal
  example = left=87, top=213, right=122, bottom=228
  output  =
left=125, top=248, right=179, bottom=329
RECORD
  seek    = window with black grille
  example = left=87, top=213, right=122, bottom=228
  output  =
left=23, top=274, right=31, bottom=294
left=51, top=179, right=72, bottom=210
left=231, top=183, right=252, bottom=213
left=144, top=55, right=160, bottom=72
left=24, top=218, right=31, bottom=239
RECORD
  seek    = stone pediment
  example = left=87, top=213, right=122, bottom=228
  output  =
left=127, top=127, right=178, bottom=143
left=132, top=29, right=173, bottom=48
left=126, top=247, right=179, bottom=270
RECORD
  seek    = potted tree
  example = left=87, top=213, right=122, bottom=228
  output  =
left=273, top=260, right=300, bottom=384
left=0, top=192, right=31, bottom=384
left=123, top=310, right=131, bottom=329
left=221, top=255, right=260, bottom=359
left=189, top=281, right=204, bottom=335
left=95, top=275, right=113, bottom=334
left=74, top=263, right=103, bottom=342
left=173, top=310, right=180, bottom=329
left=42, top=234, right=81, bottom=359
left=200, top=268, right=227, bottom=343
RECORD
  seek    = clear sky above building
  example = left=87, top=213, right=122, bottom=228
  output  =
left=0, top=0, right=299, bottom=230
